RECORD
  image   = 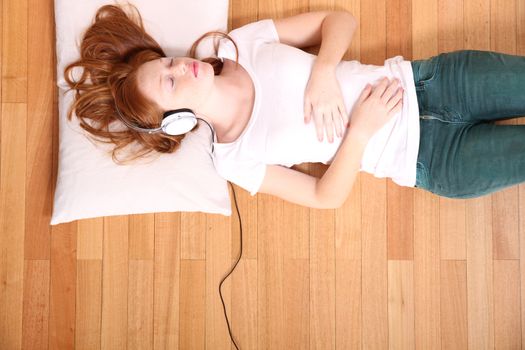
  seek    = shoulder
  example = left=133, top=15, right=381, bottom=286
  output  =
left=227, top=19, right=279, bottom=44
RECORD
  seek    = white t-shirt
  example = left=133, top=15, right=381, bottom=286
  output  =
left=211, top=18, right=420, bottom=196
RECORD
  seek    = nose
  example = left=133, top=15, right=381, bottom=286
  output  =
left=165, top=58, right=192, bottom=78
left=173, top=59, right=192, bottom=77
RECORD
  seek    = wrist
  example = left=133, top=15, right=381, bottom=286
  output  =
left=312, top=60, right=336, bottom=74
left=346, top=125, right=371, bottom=146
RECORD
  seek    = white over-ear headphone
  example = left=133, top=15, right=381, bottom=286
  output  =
left=114, top=104, right=216, bottom=154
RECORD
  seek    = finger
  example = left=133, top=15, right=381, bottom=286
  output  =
left=372, top=77, right=391, bottom=98
left=381, top=79, right=400, bottom=104
left=335, top=107, right=344, bottom=137
left=339, top=103, right=349, bottom=128
left=304, top=100, right=312, bottom=123
left=325, top=112, right=335, bottom=143
left=313, top=110, right=325, bottom=142
left=387, top=98, right=403, bottom=118
left=358, top=84, right=372, bottom=104
left=386, top=88, right=404, bottom=110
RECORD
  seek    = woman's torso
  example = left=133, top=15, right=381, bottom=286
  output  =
left=213, top=22, right=421, bottom=189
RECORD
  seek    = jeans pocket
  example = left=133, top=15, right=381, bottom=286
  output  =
left=414, top=54, right=442, bottom=85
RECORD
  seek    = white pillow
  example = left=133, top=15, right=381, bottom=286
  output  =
left=51, top=0, right=232, bottom=225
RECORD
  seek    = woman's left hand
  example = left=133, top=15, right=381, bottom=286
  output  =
left=304, top=66, right=349, bottom=143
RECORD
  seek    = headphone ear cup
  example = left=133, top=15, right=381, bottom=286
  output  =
left=161, top=108, right=198, bottom=136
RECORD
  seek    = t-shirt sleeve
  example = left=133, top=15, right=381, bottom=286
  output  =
left=228, top=18, right=280, bottom=45
left=215, top=159, right=267, bottom=196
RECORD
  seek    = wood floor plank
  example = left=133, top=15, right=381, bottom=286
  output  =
left=464, top=0, right=490, bottom=50
left=258, top=192, right=287, bottom=349
left=336, top=259, right=361, bottom=349
left=438, top=0, right=465, bottom=52
left=75, top=259, right=102, bottom=350
left=100, top=216, right=128, bottom=349
left=1, top=0, right=27, bottom=102
left=77, top=219, right=103, bottom=260
left=22, top=260, right=49, bottom=350
left=206, top=212, right=234, bottom=349
left=0, top=103, right=27, bottom=349
left=519, top=0, right=525, bottom=54
left=494, top=260, right=521, bottom=348
left=231, top=259, right=258, bottom=350
left=440, top=260, right=468, bottom=349
left=466, top=198, right=494, bottom=349
left=439, top=198, right=466, bottom=260
left=388, top=260, right=415, bottom=349
left=129, top=214, right=155, bottom=260
left=26, top=0, right=54, bottom=260
left=128, top=260, right=154, bottom=349
left=310, top=210, right=335, bottom=349
left=180, top=212, right=206, bottom=260
left=153, top=213, right=181, bottom=349
left=49, top=222, right=76, bottom=349
left=413, top=192, right=441, bottom=349
left=179, top=259, right=205, bottom=350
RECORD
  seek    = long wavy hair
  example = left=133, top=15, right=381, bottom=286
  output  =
left=64, top=3, right=240, bottom=164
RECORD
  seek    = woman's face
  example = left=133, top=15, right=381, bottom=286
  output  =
left=136, top=56, right=213, bottom=112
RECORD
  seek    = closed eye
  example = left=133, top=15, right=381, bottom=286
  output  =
left=168, top=57, right=174, bottom=88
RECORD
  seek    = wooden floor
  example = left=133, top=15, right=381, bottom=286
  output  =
left=1, top=0, right=525, bottom=348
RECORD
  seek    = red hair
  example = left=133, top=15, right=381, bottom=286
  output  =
left=64, top=3, right=239, bottom=164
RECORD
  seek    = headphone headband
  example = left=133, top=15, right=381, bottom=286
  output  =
left=113, top=104, right=215, bottom=153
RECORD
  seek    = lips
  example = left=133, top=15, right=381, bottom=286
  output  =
left=193, top=62, right=198, bottom=77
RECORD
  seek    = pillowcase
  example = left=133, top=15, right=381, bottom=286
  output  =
left=51, top=0, right=232, bottom=225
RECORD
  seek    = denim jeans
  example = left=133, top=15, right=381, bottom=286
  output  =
left=411, top=49, right=525, bottom=198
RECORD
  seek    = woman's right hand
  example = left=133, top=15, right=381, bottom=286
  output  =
left=349, top=77, right=404, bottom=141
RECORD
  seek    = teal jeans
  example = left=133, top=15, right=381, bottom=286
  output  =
left=411, top=49, right=525, bottom=198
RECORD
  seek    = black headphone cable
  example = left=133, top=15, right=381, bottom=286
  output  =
left=218, top=181, right=243, bottom=350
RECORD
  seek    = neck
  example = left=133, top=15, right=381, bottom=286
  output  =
left=194, top=59, right=242, bottom=141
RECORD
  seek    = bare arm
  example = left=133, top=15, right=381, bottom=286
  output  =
left=315, top=126, right=369, bottom=208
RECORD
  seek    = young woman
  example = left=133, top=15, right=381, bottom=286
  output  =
left=65, top=4, right=525, bottom=209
